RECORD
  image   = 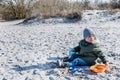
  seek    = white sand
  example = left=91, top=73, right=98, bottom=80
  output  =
left=0, top=10, right=120, bottom=80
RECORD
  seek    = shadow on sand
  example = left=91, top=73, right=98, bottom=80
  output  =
left=11, top=62, right=57, bottom=72
left=11, top=56, right=98, bottom=75
left=11, top=57, right=59, bottom=72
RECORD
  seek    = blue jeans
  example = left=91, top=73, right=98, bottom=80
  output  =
left=68, top=53, right=79, bottom=61
left=68, top=54, right=88, bottom=66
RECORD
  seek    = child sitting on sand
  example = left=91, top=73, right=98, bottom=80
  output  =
left=58, top=28, right=109, bottom=67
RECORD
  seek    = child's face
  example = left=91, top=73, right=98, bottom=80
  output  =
left=85, top=35, right=95, bottom=43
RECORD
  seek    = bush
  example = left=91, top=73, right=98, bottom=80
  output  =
left=0, top=0, right=34, bottom=20
left=109, top=0, right=120, bottom=9
left=98, top=3, right=109, bottom=9
left=32, top=0, right=84, bottom=18
left=3, top=0, right=120, bottom=20
left=97, top=0, right=120, bottom=10
left=0, top=6, right=4, bottom=19
left=65, top=12, right=82, bottom=20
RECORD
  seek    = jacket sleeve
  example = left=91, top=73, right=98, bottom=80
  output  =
left=73, top=45, right=81, bottom=52
left=96, top=51, right=108, bottom=64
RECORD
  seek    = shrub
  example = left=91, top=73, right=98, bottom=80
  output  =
left=0, top=0, right=34, bottom=20
left=32, top=0, right=83, bottom=18
left=65, top=12, right=82, bottom=20
left=109, top=0, right=120, bottom=9
left=98, top=2, right=109, bottom=9
left=0, top=5, right=4, bottom=19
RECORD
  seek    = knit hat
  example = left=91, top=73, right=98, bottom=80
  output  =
left=83, top=28, right=95, bottom=39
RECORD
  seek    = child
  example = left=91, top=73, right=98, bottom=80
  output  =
left=58, top=28, right=108, bottom=67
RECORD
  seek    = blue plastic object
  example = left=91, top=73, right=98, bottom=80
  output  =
left=69, top=66, right=89, bottom=74
left=69, top=47, right=76, bottom=56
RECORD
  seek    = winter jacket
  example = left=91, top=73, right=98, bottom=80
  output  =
left=73, top=39, right=108, bottom=65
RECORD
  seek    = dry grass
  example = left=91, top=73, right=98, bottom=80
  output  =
left=32, top=0, right=80, bottom=18
left=0, top=0, right=120, bottom=20
left=97, top=0, right=120, bottom=10
left=31, top=0, right=91, bottom=19
left=0, top=0, right=34, bottom=20
left=0, top=6, right=5, bottom=20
